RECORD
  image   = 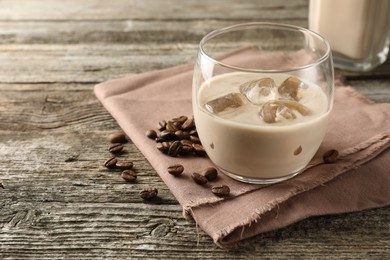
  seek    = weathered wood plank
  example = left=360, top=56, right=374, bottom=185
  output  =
left=0, top=20, right=307, bottom=45
left=0, top=84, right=116, bottom=131
left=0, top=44, right=198, bottom=83
left=347, top=79, right=390, bottom=103
left=0, top=0, right=308, bottom=21
left=0, top=0, right=389, bottom=258
left=1, top=201, right=389, bottom=258
left=0, top=131, right=176, bottom=203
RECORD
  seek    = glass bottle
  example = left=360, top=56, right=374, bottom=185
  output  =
left=309, top=0, right=390, bottom=71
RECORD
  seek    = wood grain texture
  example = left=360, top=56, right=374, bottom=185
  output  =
left=0, top=0, right=307, bottom=21
left=0, top=0, right=389, bottom=258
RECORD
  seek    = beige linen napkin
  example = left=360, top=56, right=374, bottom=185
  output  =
left=94, top=48, right=390, bottom=248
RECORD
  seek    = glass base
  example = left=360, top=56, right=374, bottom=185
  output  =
left=219, top=167, right=304, bottom=184
left=333, top=45, right=389, bottom=72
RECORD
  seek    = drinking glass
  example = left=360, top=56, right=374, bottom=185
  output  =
left=192, top=22, right=334, bottom=184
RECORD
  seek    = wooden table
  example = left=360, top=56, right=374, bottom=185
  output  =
left=1, top=0, right=389, bottom=258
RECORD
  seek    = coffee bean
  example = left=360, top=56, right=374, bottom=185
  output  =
left=146, top=129, right=157, bottom=139
left=155, top=136, right=165, bottom=142
left=160, top=130, right=175, bottom=140
left=157, top=120, right=167, bottom=131
left=211, top=185, right=230, bottom=197
left=156, top=142, right=169, bottom=154
left=180, top=139, right=193, bottom=146
left=104, top=157, right=117, bottom=168
left=140, top=187, right=158, bottom=200
left=182, top=131, right=191, bottom=140
left=189, top=129, right=198, bottom=137
left=192, top=172, right=208, bottom=185
left=174, top=130, right=184, bottom=140
left=167, top=164, right=184, bottom=176
left=190, top=135, right=201, bottom=144
left=166, top=121, right=178, bottom=132
left=168, top=141, right=182, bottom=157
left=202, top=167, right=218, bottom=181
left=109, top=132, right=127, bottom=143
left=173, top=121, right=182, bottom=128
left=109, top=143, right=124, bottom=154
left=172, top=115, right=188, bottom=124
left=323, top=149, right=339, bottom=163
left=179, top=144, right=193, bottom=155
left=121, top=170, right=137, bottom=182
left=181, top=117, right=195, bottom=131
left=193, top=143, right=207, bottom=156
left=116, top=160, right=133, bottom=170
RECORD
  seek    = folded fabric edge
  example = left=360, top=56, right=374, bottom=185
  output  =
left=216, top=148, right=390, bottom=248
left=217, top=163, right=390, bottom=249
left=187, top=133, right=389, bottom=247
left=184, top=133, right=390, bottom=217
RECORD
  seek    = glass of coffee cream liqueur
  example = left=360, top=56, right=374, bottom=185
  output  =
left=192, top=23, right=334, bottom=184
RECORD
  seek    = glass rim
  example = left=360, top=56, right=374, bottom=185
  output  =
left=199, top=22, right=332, bottom=73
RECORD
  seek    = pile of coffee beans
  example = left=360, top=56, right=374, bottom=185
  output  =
left=102, top=129, right=230, bottom=201
left=145, top=116, right=230, bottom=197
left=103, top=131, right=158, bottom=201
left=146, top=115, right=206, bottom=157
left=103, top=130, right=339, bottom=202
left=167, top=163, right=230, bottom=197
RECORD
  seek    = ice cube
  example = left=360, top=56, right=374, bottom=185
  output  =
left=205, top=93, right=245, bottom=114
left=259, top=101, right=278, bottom=123
left=275, top=105, right=297, bottom=121
left=278, top=76, right=306, bottom=101
left=259, top=100, right=311, bottom=123
left=276, top=99, right=311, bottom=116
left=240, top=78, right=276, bottom=105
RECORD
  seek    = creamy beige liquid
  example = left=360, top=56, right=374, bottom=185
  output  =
left=193, top=72, right=330, bottom=180
left=309, top=0, right=390, bottom=60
